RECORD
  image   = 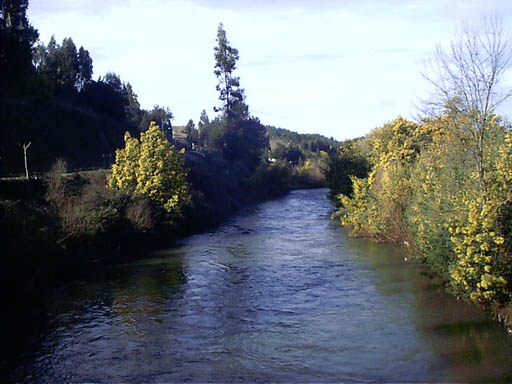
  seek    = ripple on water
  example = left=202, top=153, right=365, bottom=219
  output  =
left=8, top=189, right=512, bottom=383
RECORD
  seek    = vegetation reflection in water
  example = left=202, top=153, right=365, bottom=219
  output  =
left=10, top=189, right=512, bottom=383
left=344, top=234, right=512, bottom=383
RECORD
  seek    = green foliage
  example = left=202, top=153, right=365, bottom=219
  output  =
left=197, top=109, right=210, bottom=149
left=0, top=0, right=38, bottom=95
left=248, top=162, right=293, bottom=199
left=185, top=119, right=199, bottom=149
left=325, top=145, right=369, bottom=203
left=77, top=46, right=93, bottom=90
left=213, top=23, right=248, bottom=120
left=34, top=36, right=93, bottom=91
left=271, top=144, right=305, bottom=166
left=215, top=117, right=269, bottom=174
left=267, top=125, right=339, bottom=158
left=208, top=24, right=268, bottom=173
left=265, top=125, right=339, bottom=189
left=292, top=157, right=327, bottom=189
left=1, top=23, right=159, bottom=175
left=139, top=105, right=173, bottom=139
left=336, top=117, right=420, bottom=242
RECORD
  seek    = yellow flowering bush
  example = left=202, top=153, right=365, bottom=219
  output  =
left=339, top=173, right=388, bottom=241
left=108, top=122, right=189, bottom=221
left=449, top=197, right=509, bottom=306
left=335, top=111, right=512, bottom=308
left=337, top=117, right=419, bottom=243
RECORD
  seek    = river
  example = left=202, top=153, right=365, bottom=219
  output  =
left=7, top=189, right=512, bottom=382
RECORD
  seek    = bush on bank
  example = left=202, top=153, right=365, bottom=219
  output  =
left=333, top=114, right=512, bottom=312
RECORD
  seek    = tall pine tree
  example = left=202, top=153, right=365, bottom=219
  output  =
left=212, top=23, right=267, bottom=173
left=213, top=23, right=248, bottom=120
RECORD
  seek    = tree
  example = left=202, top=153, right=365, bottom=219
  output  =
left=108, top=122, right=189, bottom=219
left=103, top=72, right=123, bottom=93
left=271, top=143, right=306, bottom=165
left=0, top=0, right=38, bottom=93
left=423, top=17, right=512, bottom=193
left=211, top=24, right=267, bottom=172
left=83, top=76, right=127, bottom=119
left=33, top=35, right=58, bottom=82
left=325, top=145, right=369, bottom=202
left=21, top=141, right=31, bottom=180
left=198, top=109, right=210, bottom=148
left=218, top=117, right=269, bottom=173
left=33, top=36, right=91, bottom=92
left=213, top=23, right=248, bottom=120
left=185, top=119, right=198, bottom=149
left=58, top=37, right=79, bottom=89
left=124, top=82, right=142, bottom=127
left=139, top=105, right=173, bottom=141
left=198, top=109, right=210, bottom=127
left=77, top=46, right=93, bottom=91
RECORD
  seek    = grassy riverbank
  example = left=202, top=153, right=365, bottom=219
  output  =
left=1, top=157, right=321, bottom=285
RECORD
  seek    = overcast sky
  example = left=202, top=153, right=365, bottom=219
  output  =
left=28, top=0, right=512, bottom=140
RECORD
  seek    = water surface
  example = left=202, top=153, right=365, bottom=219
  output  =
left=9, top=189, right=512, bottom=382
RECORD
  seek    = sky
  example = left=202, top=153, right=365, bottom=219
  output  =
left=28, top=0, right=512, bottom=140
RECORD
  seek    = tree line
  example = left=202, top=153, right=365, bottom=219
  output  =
left=0, top=1, right=178, bottom=174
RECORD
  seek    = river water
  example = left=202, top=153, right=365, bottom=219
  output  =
left=8, top=189, right=512, bottom=382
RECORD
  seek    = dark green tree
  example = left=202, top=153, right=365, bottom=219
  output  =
left=213, top=23, right=248, bottom=120
left=36, top=36, right=59, bottom=81
left=103, top=72, right=123, bottom=93
left=83, top=75, right=126, bottom=119
left=0, top=0, right=38, bottom=93
left=77, top=46, right=93, bottom=91
left=198, top=109, right=210, bottom=148
left=140, top=105, right=173, bottom=141
left=273, top=145, right=305, bottom=166
left=58, top=37, right=78, bottom=89
left=325, top=145, right=370, bottom=204
left=211, top=24, right=267, bottom=172
left=124, top=82, right=142, bottom=128
left=185, top=119, right=199, bottom=149
left=216, top=117, right=269, bottom=173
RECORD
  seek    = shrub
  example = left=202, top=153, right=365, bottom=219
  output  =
left=126, top=198, right=154, bottom=231
left=108, top=122, right=189, bottom=223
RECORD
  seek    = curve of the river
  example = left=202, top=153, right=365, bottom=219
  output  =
left=9, top=189, right=512, bottom=382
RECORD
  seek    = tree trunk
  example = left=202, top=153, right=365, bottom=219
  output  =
left=23, top=142, right=31, bottom=180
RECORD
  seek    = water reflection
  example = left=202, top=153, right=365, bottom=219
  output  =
left=8, top=189, right=512, bottom=383
left=343, top=233, right=512, bottom=382
left=9, top=255, right=186, bottom=383
left=112, top=255, right=186, bottom=328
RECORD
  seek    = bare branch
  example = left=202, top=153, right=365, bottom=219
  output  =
left=420, top=16, right=512, bottom=194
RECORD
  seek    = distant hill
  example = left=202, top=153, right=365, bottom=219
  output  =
left=266, top=125, right=340, bottom=156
